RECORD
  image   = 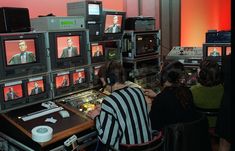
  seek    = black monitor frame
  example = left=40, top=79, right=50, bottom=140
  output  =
left=101, top=11, right=126, bottom=41
left=48, top=30, right=88, bottom=70
left=0, top=32, right=47, bottom=79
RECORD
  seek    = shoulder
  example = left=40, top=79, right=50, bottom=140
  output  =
left=11, top=54, right=21, bottom=58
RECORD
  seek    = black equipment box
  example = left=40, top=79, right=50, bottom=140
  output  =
left=206, top=30, right=231, bottom=43
left=125, top=17, right=155, bottom=31
left=0, top=7, right=31, bottom=33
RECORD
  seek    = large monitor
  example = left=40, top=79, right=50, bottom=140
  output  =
left=102, top=11, right=126, bottom=40
left=0, top=32, right=47, bottom=79
left=48, top=30, right=88, bottom=70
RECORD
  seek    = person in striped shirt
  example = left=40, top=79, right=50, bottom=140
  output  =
left=87, top=61, right=152, bottom=150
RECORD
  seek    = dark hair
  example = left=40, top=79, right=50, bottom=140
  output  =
left=160, top=61, right=185, bottom=86
left=98, top=61, right=125, bottom=85
left=198, top=59, right=222, bottom=86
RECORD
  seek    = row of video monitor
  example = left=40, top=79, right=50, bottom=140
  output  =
left=203, top=43, right=231, bottom=64
left=0, top=31, right=121, bottom=80
left=0, top=65, right=103, bottom=111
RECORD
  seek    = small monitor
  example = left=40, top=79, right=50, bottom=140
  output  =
left=102, top=11, right=126, bottom=40
left=92, top=65, right=102, bottom=86
left=225, top=46, right=231, bottom=55
left=3, top=81, right=23, bottom=102
left=73, top=69, right=86, bottom=85
left=91, top=43, right=105, bottom=63
left=4, top=39, right=36, bottom=66
left=55, top=74, right=70, bottom=89
left=27, top=79, right=44, bottom=96
left=88, top=3, right=101, bottom=15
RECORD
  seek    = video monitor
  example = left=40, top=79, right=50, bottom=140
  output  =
left=88, top=3, right=101, bottom=15
left=91, top=43, right=105, bottom=63
left=104, top=41, right=120, bottom=60
left=3, top=82, right=23, bottom=102
left=49, top=30, right=88, bottom=70
left=4, top=39, right=36, bottom=65
left=55, top=74, right=70, bottom=89
left=27, top=78, right=44, bottom=96
left=207, top=47, right=222, bottom=57
left=57, top=36, right=80, bottom=59
left=102, top=11, right=126, bottom=40
left=0, top=32, right=47, bottom=79
left=73, top=69, right=86, bottom=85
left=225, top=46, right=231, bottom=55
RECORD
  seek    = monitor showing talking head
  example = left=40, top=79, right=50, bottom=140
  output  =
left=0, top=32, right=47, bottom=79
left=73, top=69, right=86, bottom=85
left=91, top=43, right=105, bottom=63
left=226, top=46, right=231, bottom=55
left=207, top=47, right=222, bottom=57
left=27, top=80, right=44, bottom=96
left=5, top=39, right=36, bottom=65
left=102, top=11, right=126, bottom=40
left=3, top=84, right=23, bottom=102
left=55, top=74, right=70, bottom=89
left=57, top=36, right=80, bottom=59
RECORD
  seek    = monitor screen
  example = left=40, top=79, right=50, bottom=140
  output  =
left=226, top=46, right=231, bottom=55
left=57, top=36, right=80, bottom=59
left=88, top=3, right=100, bottom=15
left=27, top=79, right=44, bottom=96
left=91, top=44, right=104, bottom=57
left=73, top=69, right=86, bottom=85
left=3, top=81, right=23, bottom=101
left=106, top=48, right=119, bottom=60
left=207, top=47, right=222, bottom=57
left=55, top=74, right=70, bottom=89
left=104, top=14, right=123, bottom=34
left=4, top=39, right=36, bottom=66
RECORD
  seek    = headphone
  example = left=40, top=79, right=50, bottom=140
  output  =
left=105, top=61, right=117, bottom=86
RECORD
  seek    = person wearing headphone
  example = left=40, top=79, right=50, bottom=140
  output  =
left=87, top=61, right=152, bottom=150
left=144, top=61, right=198, bottom=131
left=191, top=59, right=223, bottom=128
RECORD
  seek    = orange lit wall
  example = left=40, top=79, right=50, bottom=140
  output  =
left=181, top=0, right=231, bottom=47
left=0, top=0, right=124, bottom=18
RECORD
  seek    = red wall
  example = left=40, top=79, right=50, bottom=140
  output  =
left=181, top=0, right=231, bottom=47
left=0, top=0, right=124, bottom=18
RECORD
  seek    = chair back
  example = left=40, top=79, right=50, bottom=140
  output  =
left=119, top=131, right=163, bottom=151
left=163, top=114, right=212, bottom=151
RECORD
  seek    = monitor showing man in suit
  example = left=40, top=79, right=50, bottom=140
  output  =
left=74, top=71, right=86, bottom=84
left=56, top=75, right=70, bottom=88
left=104, top=15, right=122, bottom=33
left=209, top=47, right=221, bottom=57
left=5, top=87, right=19, bottom=101
left=60, top=37, right=79, bottom=58
left=30, top=81, right=43, bottom=95
left=92, top=45, right=103, bottom=57
left=7, top=40, right=36, bottom=65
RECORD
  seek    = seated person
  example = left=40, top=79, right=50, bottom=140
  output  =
left=75, top=72, right=85, bottom=84
left=144, top=61, right=199, bottom=131
left=190, top=59, right=223, bottom=128
left=30, top=82, right=43, bottom=95
left=60, top=37, right=78, bottom=58
left=87, top=61, right=152, bottom=150
left=6, top=87, right=19, bottom=101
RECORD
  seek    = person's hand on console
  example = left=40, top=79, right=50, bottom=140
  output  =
left=87, top=105, right=101, bottom=120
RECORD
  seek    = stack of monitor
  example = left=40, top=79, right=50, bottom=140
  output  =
left=203, top=43, right=231, bottom=65
left=0, top=32, right=50, bottom=111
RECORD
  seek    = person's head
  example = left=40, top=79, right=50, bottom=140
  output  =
left=34, top=82, right=38, bottom=88
left=197, top=59, right=222, bottom=87
left=9, top=87, right=13, bottom=92
left=113, top=15, right=118, bottom=24
left=67, top=37, right=73, bottom=47
left=18, top=40, right=27, bottom=53
left=160, top=61, right=185, bottom=87
left=98, top=61, right=125, bottom=91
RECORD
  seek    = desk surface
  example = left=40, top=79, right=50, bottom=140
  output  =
left=1, top=102, right=94, bottom=148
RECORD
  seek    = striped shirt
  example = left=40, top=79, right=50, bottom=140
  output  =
left=95, top=87, right=152, bottom=150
